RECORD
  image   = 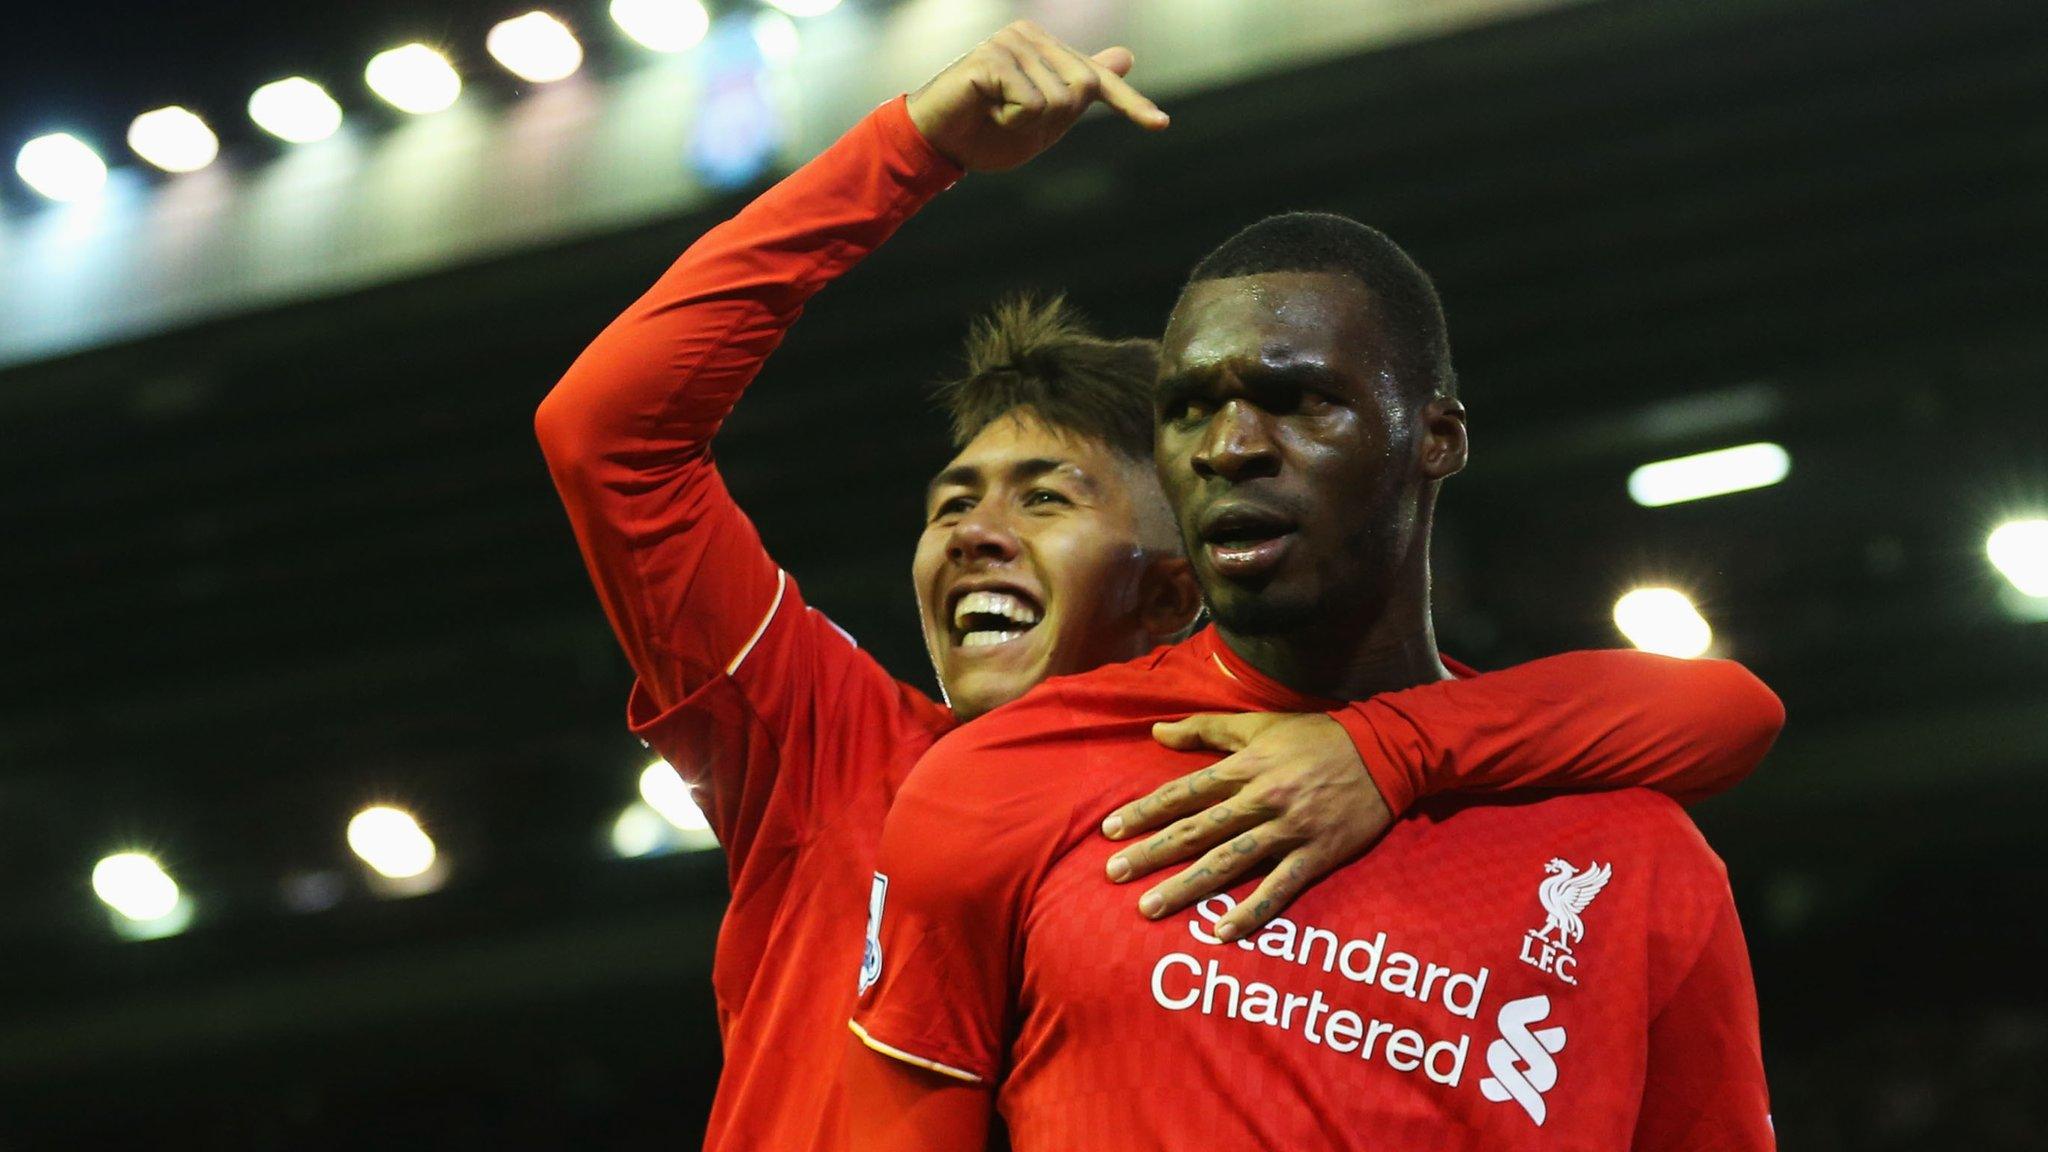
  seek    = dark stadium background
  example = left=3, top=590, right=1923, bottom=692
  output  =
left=2, top=0, right=2044, bottom=1147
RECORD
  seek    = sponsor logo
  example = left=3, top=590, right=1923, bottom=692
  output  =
left=1479, top=994, right=1567, bottom=1125
left=1144, top=895, right=1487, bottom=1089
left=858, top=872, right=888, bottom=995
left=1517, top=858, right=1611, bottom=985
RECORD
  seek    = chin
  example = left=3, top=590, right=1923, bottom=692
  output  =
left=943, top=670, right=1029, bottom=722
left=1208, top=586, right=1320, bottom=636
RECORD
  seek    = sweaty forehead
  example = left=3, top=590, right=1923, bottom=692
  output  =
left=1162, top=271, right=1386, bottom=378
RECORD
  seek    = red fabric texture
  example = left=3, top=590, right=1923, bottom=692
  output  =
left=853, top=628, right=1773, bottom=1150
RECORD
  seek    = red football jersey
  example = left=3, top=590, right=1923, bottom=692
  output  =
left=540, top=98, right=1782, bottom=1151
left=853, top=628, right=1774, bottom=1150
left=539, top=99, right=963, bottom=1151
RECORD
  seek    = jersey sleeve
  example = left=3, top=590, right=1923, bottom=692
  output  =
left=1329, top=650, right=1784, bottom=816
left=843, top=1030, right=997, bottom=1152
left=850, top=720, right=1069, bottom=1085
left=533, top=98, right=960, bottom=854
left=1631, top=887, right=1775, bottom=1150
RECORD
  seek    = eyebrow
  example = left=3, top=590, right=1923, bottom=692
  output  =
left=924, top=457, right=1096, bottom=505
left=1158, top=360, right=1349, bottom=402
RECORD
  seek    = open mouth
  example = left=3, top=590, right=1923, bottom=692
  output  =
left=948, top=587, right=1043, bottom=651
left=1198, top=503, right=1299, bottom=579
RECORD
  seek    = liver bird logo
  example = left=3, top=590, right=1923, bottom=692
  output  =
left=1533, top=858, right=1610, bottom=948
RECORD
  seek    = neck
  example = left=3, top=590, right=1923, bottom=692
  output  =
left=1219, top=573, right=1448, bottom=701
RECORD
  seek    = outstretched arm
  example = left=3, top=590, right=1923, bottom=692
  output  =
left=1100, top=650, right=1783, bottom=939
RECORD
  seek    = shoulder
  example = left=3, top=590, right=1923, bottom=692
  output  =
left=900, top=678, right=1120, bottom=812
left=1573, top=789, right=1727, bottom=883
left=1427, top=788, right=1729, bottom=895
left=892, top=643, right=1203, bottom=848
left=1419, top=791, right=1735, bottom=972
left=919, top=637, right=1200, bottom=764
left=877, top=687, right=1110, bottom=905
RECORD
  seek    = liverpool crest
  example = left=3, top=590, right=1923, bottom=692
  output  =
left=1517, top=858, right=1610, bottom=986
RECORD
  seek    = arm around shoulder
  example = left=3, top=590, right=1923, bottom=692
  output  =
left=1334, top=649, right=1785, bottom=811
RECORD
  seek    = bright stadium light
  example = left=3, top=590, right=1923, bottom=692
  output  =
left=639, top=761, right=719, bottom=850
left=610, top=801, right=684, bottom=858
left=488, top=11, right=584, bottom=83
left=365, top=43, right=462, bottom=115
left=92, top=852, right=181, bottom=922
left=764, top=0, right=840, bottom=17
left=14, top=133, right=107, bottom=202
left=1628, top=442, right=1790, bottom=507
left=127, top=106, right=219, bottom=173
left=1613, top=587, right=1713, bottom=658
left=610, top=0, right=710, bottom=53
left=1988, top=518, right=2048, bottom=598
left=347, top=805, right=438, bottom=879
left=248, top=77, right=343, bottom=143
left=751, top=10, right=801, bottom=62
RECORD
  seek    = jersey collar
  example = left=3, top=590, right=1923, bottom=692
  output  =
left=1196, top=625, right=1476, bottom=708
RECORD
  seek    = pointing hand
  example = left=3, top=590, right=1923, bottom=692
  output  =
left=906, top=20, right=1168, bottom=173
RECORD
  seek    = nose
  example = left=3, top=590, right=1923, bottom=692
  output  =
left=1191, top=399, right=1281, bottom=483
left=945, top=501, right=1022, bottom=565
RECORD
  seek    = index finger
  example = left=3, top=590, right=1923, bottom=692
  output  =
left=1100, top=756, right=1243, bottom=839
left=1082, top=49, right=1168, bottom=128
left=1014, top=26, right=1169, bottom=129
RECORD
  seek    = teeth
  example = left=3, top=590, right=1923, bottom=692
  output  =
left=952, top=590, right=1041, bottom=629
left=960, top=630, right=1024, bottom=648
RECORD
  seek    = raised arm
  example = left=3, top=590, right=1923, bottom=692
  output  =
left=1100, top=649, right=1783, bottom=939
left=532, top=98, right=961, bottom=856
left=534, top=96, right=960, bottom=714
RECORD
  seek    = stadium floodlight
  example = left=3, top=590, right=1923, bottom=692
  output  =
left=127, top=106, right=219, bottom=173
left=638, top=760, right=720, bottom=850
left=610, top=0, right=710, bottom=53
left=751, top=10, right=801, bottom=61
left=14, top=133, right=107, bottom=202
left=487, top=11, right=584, bottom=83
left=347, top=805, right=438, bottom=879
left=1627, top=442, right=1790, bottom=508
left=92, top=852, right=181, bottom=922
left=248, top=77, right=343, bottom=143
left=610, top=801, right=684, bottom=858
left=365, top=43, right=462, bottom=115
left=763, top=0, right=840, bottom=17
left=1987, top=518, right=2048, bottom=598
left=1613, top=587, right=1713, bottom=659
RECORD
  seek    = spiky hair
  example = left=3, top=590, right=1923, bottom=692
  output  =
left=934, top=295, right=1160, bottom=459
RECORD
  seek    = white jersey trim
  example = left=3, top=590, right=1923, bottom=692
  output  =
left=847, top=1020, right=984, bottom=1084
left=725, top=568, right=788, bottom=677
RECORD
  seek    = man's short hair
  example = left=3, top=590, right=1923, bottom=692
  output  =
left=1187, top=211, right=1457, bottom=402
left=935, top=295, right=1160, bottom=459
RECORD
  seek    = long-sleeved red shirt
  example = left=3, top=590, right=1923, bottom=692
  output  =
left=853, top=629, right=1775, bottom=1150
left=535, top=97, right=1782, bottom=1151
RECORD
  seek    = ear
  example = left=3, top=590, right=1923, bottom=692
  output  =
left=1419, top=397, right=1467, bottom=481
left=1141, top=554, right=1205, bottom=641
